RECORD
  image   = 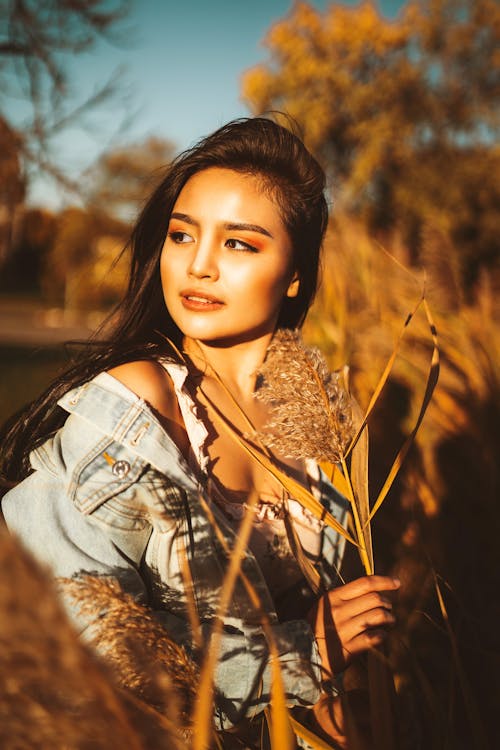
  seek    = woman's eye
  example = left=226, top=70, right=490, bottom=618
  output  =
left=168, top=230, right=192, bottom=244
left=225, top=238, right=258, bottom=253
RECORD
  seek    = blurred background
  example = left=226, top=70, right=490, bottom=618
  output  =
left=1, top=0, right=498, bottom=747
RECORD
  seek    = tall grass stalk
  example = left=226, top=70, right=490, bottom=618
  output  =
left=4, top=218, right=497, bottom=746
left=306, top=217, right=499, bottom=746
left=191, top=282, right=439, bottom=748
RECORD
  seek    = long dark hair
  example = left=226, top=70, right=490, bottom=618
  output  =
left=1, top=117, right=328, bottom=484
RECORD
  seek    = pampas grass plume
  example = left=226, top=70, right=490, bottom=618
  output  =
left=253, top=329, right=354, bottom=463
left=63, top=575, right=199, bottom=734
left=0, top=527, right=185, bottom=749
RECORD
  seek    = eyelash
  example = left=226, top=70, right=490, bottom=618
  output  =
left=168, top=231, right=258, bottom=253
left=225, top=238, right=258, bottom=253
left=168, top=230, right=192, bottom=244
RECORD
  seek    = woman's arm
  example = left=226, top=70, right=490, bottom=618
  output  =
left=1, top=417, right=156, bottom=635
left=1, top=373, right=324, bottom=729
left=1, top=363, right=194, bottom=641
left=309, top=575, right=399, bottom=676
left=305, top=575, right=400, bottom=745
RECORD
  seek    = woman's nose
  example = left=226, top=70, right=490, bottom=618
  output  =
left=187, top=239, right=219, bottom=280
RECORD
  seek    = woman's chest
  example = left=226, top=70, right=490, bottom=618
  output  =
left=205, top=426, right=308, bottom=503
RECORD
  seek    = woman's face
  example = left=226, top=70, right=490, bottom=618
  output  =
left=160, top=168, right=298, bottom=346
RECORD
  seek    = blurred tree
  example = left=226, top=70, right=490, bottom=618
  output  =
left=39, top=135, right=176, bottom=310
left=0, top=134, right=175, bottom=306
left=42, top=206, right=129, bottom=310
left=242, top=0, right=500, bottom=292
left=0, top=116, right=25, bottom=265
left=0, top=207, right=56, bottom=294
left=85, top=136, right=176, bottom=222
left=0, top=0, right=130, bottom=204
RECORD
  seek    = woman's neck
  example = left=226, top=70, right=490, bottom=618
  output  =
left=182, top=334, right=273, bottom=398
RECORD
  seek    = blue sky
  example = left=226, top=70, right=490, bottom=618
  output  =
left=20, top=0, right=406, bottom=207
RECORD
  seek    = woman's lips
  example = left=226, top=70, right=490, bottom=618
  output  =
left=180, top=290, right=225, bottom=311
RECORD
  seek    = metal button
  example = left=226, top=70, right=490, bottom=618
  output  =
left=112, top=460, right=130, bottom=478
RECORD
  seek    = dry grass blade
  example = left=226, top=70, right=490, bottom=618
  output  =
left=290, top=716, right=340, bottom=750
left=339, top=458, right=372, bottom=575
left=196, top=495, right=296, bottom=750
left=284, top=511, right=322, bottom=593
left=116, top=687, right=187, bottom=742
left=196, top=386, right=358, bottom=546
left=164, top=335, right=274, bottom=458
left=178, top=537, right=203, bottom=650
left=433, top=575, right=490, bottom=750
left=240, top=598, right=295, bottom=750
left=191, top=490, right=259, bottom=750
left=398, top=634, right=442, bottom=730
left=346, top=402, right=394, bottom=748
left=319, top=459, right=352, bottom=499
left=349, top=396, right=373, bottom=575
left=367, top=297, right=440, bottom=523
left=346, top=294, right=425, bottom=459
left=367, top=648, right=398, bottom=750
left=265, top=667, right=296, bottom=750
left=201, top=355, right=273, bottom=458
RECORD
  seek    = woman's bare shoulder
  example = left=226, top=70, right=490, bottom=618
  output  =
left=107, top=360, right=179, bottom=423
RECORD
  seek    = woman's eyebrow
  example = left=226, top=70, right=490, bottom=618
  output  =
left=170, top=212, right=196, bottom=225
left=170, top=212, right=273, bottom=239
left=223, top=222, right=273, bottom=238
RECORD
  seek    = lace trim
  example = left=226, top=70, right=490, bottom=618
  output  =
left=158, top=358, right=210, bottom=474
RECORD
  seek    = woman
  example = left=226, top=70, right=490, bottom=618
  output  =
left=1, top=118, right=398, bottom=746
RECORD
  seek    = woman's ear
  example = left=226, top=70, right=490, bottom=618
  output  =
left=286, top=272, right=300, bottom=299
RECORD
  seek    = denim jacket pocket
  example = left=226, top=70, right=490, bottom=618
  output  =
left=68, top=436, right=151, bottom=531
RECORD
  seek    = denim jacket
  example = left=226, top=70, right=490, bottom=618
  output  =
left=2, top=372, right=348, bottom=730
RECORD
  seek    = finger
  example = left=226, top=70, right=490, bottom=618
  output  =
left=327, top=575, right=400, bottom=603
left=327, top=590, right=394, bottom=625
left=342, top=628, right=388, bottom=661
left=337, top=606, right=396, bottom=646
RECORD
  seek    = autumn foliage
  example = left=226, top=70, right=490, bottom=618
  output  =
left=243, top=0, right=500, bottom=292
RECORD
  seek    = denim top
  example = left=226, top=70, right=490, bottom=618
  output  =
left=2, top=370, right=349, bottom=730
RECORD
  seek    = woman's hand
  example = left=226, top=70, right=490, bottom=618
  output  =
left=308, top=575, right=400, bottom=677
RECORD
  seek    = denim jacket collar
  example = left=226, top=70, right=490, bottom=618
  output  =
left=58, top=372, right=198, bottom=495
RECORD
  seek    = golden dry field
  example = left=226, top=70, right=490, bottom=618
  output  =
left=303, top=219, right=500, bottom=748
left=1, top=219, right=498, bottom=749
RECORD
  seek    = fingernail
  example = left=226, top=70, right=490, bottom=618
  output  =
left=393, top=577, right=401, bottom=587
